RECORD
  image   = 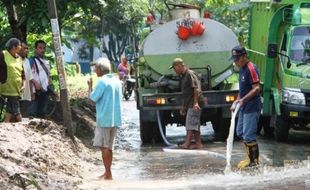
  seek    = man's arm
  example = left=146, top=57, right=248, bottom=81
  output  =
left=192, top=87, right=201, bottom=111
left=20, top=68, right=26, bottom=93
left=87, top=78, right=93, bottom=98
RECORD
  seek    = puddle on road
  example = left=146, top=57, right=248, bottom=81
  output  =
left=79, top=122, right=310, bottom=189
left=78, top=100, right=310, bottom=189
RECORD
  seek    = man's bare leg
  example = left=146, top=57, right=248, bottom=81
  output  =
left=4, top=113, right=13, bottom=122
left=101, top=147, right=112, bottom=180
left=180, top=130, right=193, bottom=149
left=99, top=148, right=113, bottom=180
left=98, top=150, right=107, bottom=179
left=15, top=114, right=22, bottom=122
left=192, top=130, right=203, bottom=149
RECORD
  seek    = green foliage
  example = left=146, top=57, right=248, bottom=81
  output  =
left=0, top=0, right=250, bottom=98
left=0, top=6, right=11, bottom=48
left=203, top=0, right=249, bottom=44
left=145, top=0, right=250, bottom=44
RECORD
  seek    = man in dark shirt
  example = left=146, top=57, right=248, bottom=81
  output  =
left=170, top=58, right=204, bottom=149
left=230, top=46, right=261, bottom=169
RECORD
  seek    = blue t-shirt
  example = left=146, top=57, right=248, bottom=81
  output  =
left=90, top=73, right=122, bottom=127
left=239, top=62, right=261, bottom=113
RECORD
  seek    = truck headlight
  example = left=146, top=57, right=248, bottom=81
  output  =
left=282, top=88, right=305, bottom=105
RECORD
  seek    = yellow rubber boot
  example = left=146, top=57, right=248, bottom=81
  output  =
left=237, top=143, right=250, bottom=169
left=238, top=142, right=259, bottom=169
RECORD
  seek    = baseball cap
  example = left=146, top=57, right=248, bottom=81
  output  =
left=229, top=46, right=247, bottom=61
left=169, top=57, right=184, bottom=69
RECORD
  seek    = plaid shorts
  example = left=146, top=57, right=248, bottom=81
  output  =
left=185, top=108, right=201, bottom=131
left=4, top=96, right=21, bottom=116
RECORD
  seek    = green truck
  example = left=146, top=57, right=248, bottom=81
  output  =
left=248, top=0, right=310, bottom=141
left=135, top=4, right=239, bottom=143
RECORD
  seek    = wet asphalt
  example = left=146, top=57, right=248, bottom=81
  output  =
left=81, top=98, right=310, bottom=190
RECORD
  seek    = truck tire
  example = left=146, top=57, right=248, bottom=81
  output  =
left=153, top=121, right=166, bottom=143
left=258, top=116, right=273, bottom=137
left=140, top=121, right=166, bottom=144
left=274, top=115, right=289, bottom=142
left=211, top=120, right=220, bottom=134
left=140, top=121, right=154, bottom=144
left=154, top=110, right=168, bottom=143
left=212, top=118, right=230, bottom=140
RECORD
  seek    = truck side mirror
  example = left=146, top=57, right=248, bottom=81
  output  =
left=268, top=43, right=278, bottom=58
left=268, top=43, right=291, bottom=68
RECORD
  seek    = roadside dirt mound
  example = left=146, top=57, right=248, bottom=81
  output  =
left=0, top=119, right=90, bottom=190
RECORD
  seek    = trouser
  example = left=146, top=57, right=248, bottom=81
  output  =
left=236, top=110, right=260, bottom=143
left=28, top=91, right=48, bottom=118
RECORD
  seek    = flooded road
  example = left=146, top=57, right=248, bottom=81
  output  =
left=80, top=99, right=310, bottom=190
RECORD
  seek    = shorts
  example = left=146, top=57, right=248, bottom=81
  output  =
left=4, top=96, right=21, bottom=116
left=185, top=108, right=201, bottom=131
left=93, top=127, right=118, bottom=150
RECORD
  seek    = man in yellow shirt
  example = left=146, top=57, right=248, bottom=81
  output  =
left=0, top=38, right=25, bottom=122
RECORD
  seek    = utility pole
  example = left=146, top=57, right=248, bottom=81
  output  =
left=47, top=0, right=75, bottom=138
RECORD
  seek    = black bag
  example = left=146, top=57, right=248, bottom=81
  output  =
left=34, top=89, right=44, bottom=97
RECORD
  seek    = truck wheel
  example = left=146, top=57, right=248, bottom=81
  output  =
left=258, top=116, right=273, bottom=137
left=140, top=121, right=154, bottom=144
left=153, top=121, right=166, bottom=143
left=212, top=118, right=231, bottom=140
left=274, top=116, right=289, bottom=142
left=211, top=120, right=220, bottom=134
left=140, top=121, right=166, bottom=143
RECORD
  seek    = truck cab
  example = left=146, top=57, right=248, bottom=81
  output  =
left=248, top=0, right=310, bottom=141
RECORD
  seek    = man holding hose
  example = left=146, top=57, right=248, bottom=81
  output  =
left=230, top=46, right=261, bottom=169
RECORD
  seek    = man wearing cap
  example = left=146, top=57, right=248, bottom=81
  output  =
left=170, top=58, right=204, bottom=149
left=230, top=46, right=261, bottom=169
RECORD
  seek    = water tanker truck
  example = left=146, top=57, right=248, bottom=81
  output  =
left=248, top=0, right=310, bottom=141
left=135, top=4, right=239, bottom=143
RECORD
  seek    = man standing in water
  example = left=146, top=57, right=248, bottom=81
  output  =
left=170, top=58, right=204, bottom=149
left=230, top=46, right=261, bottom=169
left=87, top=57, right=122, bottom=180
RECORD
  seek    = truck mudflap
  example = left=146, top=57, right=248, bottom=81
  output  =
left=280, top=103, right=310, bottom=120
left=139, top=90, right=239, bottom=110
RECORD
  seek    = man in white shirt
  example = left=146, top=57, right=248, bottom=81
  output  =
left=28, top=40, right=51, bottom=118
left=19, top=42, right=40, bottom=102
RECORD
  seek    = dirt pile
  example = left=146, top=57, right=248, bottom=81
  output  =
left=0, top=119, right=90, bottom=190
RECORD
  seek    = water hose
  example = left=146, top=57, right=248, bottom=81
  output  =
left=155, top=76, right=178, bottom=148
left=224, top=102, right=240, bottom=173
left=155, top=75, right=226, bottom=158
left=157, top=109, right=226, bottom=159
left=156, top=110, right=178, bottom=148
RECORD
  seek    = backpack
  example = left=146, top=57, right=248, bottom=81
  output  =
left=0, top=51, right=7, bottom=84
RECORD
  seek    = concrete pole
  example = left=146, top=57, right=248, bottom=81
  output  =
left=47, top=0, right=75, bottom=138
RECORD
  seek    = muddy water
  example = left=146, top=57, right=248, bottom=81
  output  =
left=79, top=99, right=310, bottom=189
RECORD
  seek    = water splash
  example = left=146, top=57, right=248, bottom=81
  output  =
left=225, top=103, right=240, bottom=174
